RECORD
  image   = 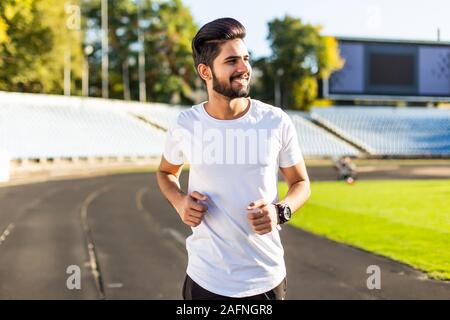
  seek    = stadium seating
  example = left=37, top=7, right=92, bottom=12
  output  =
left=2, top=91, right=449, bottom=160
left=312, top=107, right=450, bottom=156
left=287, top=111, right=360, bottom=157
left=0, top=93, right=166, bottom=159
left=124, top=103, right=187, bottom=130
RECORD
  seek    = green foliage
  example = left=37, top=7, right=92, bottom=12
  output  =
left=1, top=0, right=197, bottom=103
left=83, top=0, right=198, bottom=103
left=1, top=3, right=342, bottom=107
left=250, top=56, right=275, bottom=105
left=145, top=0, right=199, bottom=104
left=292, top=76, right=317, bottom=110
left=0, top=0, right=83, bottom=93
left=252, top=16, right=343, bottom=110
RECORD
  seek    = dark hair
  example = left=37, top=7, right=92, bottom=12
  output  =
left=192, top=18, right=246, bottom=72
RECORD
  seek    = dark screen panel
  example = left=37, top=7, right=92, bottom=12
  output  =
left=369, top=53, right=415, bottom=86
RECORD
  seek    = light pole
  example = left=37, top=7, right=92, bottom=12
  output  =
left=122, top=59, right=131, bottom=101
left=137, top=0, right=147, bottom=102
left=274, top=68, right=284, bottom=107
left=64, top=49, right=71, bottom=96
left=127, top=56, right=137, bottom=100
left=101, top=0, right=109, bottom=98
left=63, top=2, right=81, bottom=96
left=82, top=45, right=94, bottom=97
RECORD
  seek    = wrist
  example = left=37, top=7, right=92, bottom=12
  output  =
left=172, top=190, right=187, bottom=214
left=275, top=202, right=292, bottom=225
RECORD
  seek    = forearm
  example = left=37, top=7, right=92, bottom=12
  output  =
left=156, top=171, right=186, bottom=213
left=280, top=180, right=311, bottom=213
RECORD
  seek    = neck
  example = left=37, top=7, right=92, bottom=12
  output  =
left=204, top=92, right=250, bottom=120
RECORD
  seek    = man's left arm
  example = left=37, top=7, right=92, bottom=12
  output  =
left=278, top=160, right=311, bottom=213
left=247, top=160, right=311, bottom=235
left=247, top=113, right=311, bottom=234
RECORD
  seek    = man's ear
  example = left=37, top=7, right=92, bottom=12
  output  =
left=197, top=64, right=212, bottom=81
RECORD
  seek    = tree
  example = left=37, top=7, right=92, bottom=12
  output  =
left=0, top=0, right=51, bottom=92
left=144, top=0, right=198, bottom=104
left=0, top=0, right=83, bottom=94
left=83, top=0, right=198, bottom=104
left=40, top=0, right=83, bottom=95
left=256, top=15, right=343, bottom=111
left=250, top=56, right=275, bottom=105
left=83, top=0, right=139, bottom=99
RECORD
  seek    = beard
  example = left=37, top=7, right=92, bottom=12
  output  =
left=212, top=71, right=251, bottom=99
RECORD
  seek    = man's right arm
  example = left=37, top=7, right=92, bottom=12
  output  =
left=156, top=156, right=208, bottom=227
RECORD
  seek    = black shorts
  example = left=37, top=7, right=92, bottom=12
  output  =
left=182, top=274, right=287, bottom=300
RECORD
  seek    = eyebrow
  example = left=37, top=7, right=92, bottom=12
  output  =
left=223, top=54, right=250, bottom=62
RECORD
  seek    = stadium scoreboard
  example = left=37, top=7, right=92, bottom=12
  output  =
left=324, top=38, right=450, bottom=102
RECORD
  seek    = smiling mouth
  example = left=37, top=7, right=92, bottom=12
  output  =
left=232, top=77, right=249, bottom=85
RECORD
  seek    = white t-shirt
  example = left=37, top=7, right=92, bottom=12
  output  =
left=163, top=98, right=303, bottom=297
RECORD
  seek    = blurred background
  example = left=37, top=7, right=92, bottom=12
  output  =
left=0, top=0, right=449, bottom=300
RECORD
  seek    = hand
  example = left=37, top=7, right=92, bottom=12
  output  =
left=246, top=199, right=278, bottom=235
left=177, top=191, right=208, bottom=227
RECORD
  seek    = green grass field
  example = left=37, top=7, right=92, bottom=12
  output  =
left=279, top=179, right=450, bottom=280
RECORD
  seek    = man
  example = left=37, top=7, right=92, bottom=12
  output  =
left=334, top=156, right=357, bottom=184
left=157, top=17, right=310, bottom=300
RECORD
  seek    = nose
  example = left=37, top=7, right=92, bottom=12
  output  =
left=236, top=58, right=251, bottom=74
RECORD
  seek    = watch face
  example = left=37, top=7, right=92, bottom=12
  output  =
left=278, top=204, right=291, bottom=223
left=284, top=206, right=292, bottom=220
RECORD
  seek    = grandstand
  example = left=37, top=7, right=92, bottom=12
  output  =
left=312, top=107, right=450, bottom=156
left=0, top=92, right=364, bottom=163
left=287, top=111, right=360, bottom=157
left=124, top=103, right=187, bottom=130
left=0, top=92, right=166, bottom=160
left=1, top=91, right=450, bottom=176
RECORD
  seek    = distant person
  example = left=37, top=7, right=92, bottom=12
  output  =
left=157, top=18, right=310, bottom=300
left=334, top=156, right=357, bottom=184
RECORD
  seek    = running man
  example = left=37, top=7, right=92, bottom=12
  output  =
left=157, top=17, right=311, bottom=300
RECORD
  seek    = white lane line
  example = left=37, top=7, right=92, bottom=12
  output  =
left=0, top=186, right=77, bottom=248
left=0, top=223, right=15, bottom=245
left=107, top=283, right=124, bottom=289
left=80, top=185, right=112, bottom=300
left=135, top=187, right=148, bottom=211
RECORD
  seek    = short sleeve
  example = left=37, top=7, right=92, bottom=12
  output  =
left=278, top=113, right=303, bottom=168
left=163, top=122, right=186, bottom=165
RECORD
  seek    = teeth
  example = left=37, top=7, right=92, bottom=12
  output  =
left=233, top=76, right=248, bottom=81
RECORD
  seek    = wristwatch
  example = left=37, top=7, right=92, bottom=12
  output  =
left=275, top=203, right=292, bottom=224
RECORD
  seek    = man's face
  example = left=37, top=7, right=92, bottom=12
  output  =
left=210, top=39, right=252, bottom=99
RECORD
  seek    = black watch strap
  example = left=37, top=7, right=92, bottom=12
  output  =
left=276, top=203, right=292, bottom=224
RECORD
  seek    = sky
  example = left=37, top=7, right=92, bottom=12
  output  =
left=182, top=0, right=450, bottom=58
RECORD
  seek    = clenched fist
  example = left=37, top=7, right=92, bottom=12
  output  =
left=246, top=199, right=278, bottom=235
left=176, top=191, right=208, bottom=227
